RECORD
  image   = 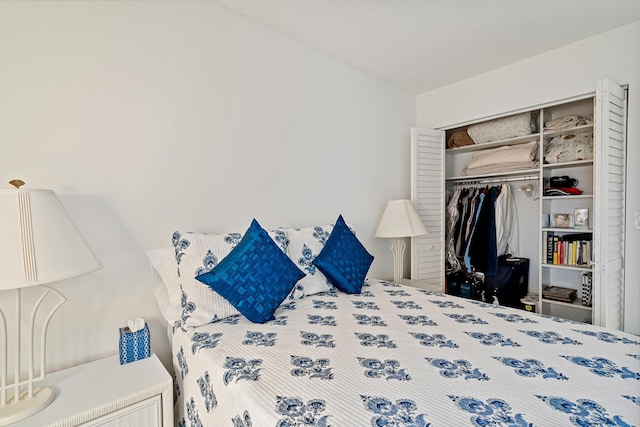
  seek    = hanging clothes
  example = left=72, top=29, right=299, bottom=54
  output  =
left=445, top=188, right=463, bottom=272
left=452, top=188, right=467, bottom=256
left=446, top=183, right=520, bottom=277
left=495, top=183, right=519, bottom=256
left=468, top=186, right=499, bottom=276
left=463, top=190, right=485, bottom=273
left=461, top=189, right=480, bottom=257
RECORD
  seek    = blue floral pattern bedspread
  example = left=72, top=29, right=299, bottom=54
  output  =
left=172, top=279, right=640, bottom=427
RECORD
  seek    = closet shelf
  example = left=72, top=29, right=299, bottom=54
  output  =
left=542, top=159, right=593, bottom=169
left=541, top=297, right=593, bottom=311
left=542, top=227, right=593, bottom=233
left=446, top=133, right=540, bottom=154
left=541, top=194, right=593, bottom=200
left=541, top=263, right=592, bottom=271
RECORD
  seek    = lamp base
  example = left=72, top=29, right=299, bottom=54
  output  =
left=0, top=386, right=55, bottom=426
left=390, top=239, right=406, bottom=284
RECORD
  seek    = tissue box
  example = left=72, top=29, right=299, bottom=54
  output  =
left=119, top=323, right=150, bottom=364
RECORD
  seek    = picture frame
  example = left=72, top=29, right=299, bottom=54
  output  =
left=541, top=213, right=550, bottom=228
left=574, top=208, right=589, bottom=228
left=551, top=213, right=573, bottom=228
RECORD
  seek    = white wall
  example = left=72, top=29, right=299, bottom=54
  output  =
left=417, top=21, right=640, bottom=334
left=0, top=1, right=415, bottom=373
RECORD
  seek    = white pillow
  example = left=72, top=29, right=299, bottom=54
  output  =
left=172, top=230, right=243, bottom=328
left=171, top=227, right=290, bottom=328
left=283, top=224, right=334, bottom=299
left=147, top=247, right=180, bottom=326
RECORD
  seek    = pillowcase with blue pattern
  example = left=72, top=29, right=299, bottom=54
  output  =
left=172, top=227, right=289, bottom=328
left=196, top=219, right=305, bottom=323
left=313, top=215, right=374, bottom=294
left=282, top=224, right=334, bottom=300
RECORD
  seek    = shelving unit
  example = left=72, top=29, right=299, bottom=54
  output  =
left=538, top=96, right=596, bottom=323
left=412, top=79, right=627, bottom=329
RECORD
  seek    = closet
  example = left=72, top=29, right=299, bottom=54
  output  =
left=411, top=79, right=627, bottom=330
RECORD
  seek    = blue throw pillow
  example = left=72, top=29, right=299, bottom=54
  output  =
left=196, top=219, right=305, bottom=323
left=312, top=215, right=374, bottom=294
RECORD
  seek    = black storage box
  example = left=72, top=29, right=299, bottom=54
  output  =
left=484, top=257, right=529, bottom=308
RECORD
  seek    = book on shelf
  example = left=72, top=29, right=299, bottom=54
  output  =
left=545, top=231, right=554, bottom=264
left=543, top=286, right=577, bottom=303
left=581, top=272, right=593, bottom=307
left=543, top=232, right=592, bottom=267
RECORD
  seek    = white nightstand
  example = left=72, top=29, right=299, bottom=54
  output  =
left=400, top=278, right=443, bottom=292
left=11, top=353, right=173, bottom=427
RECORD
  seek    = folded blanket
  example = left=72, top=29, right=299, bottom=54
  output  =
left=584, top=113, right=594, bottom=125
left=465, top=141, right=538, bottom=170
left=447, top=130, right=475, bottom=148
left=544, top=132, right=593, bottom=163
left=461, top=160, right=539, bottom=176
left=544, top=114, right=590, bottom=130
left=467, top=112, right=534, bottom=144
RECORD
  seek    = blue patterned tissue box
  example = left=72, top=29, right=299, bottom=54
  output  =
left=119, top=323, right=150, bottom=364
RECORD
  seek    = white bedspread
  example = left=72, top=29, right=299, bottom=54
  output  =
left=172, top=279, right=640, bottom=427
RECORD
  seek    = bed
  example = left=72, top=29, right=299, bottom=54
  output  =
left=149, top=217, right=640, bottom=427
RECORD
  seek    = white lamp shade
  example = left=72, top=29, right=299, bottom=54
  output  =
left=375, top=199, right=428, bottom=238
left=0, top=188, right=102, bottom=290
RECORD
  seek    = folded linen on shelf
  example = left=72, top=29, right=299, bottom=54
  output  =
left=544, top=114, right=582, bottom=130
left=544, top=131, right=593, bottom=163
left=544, top=114, right=593, bottom=130
left=464, top=141, right=538, bottom=170
left=467, top=111, right=534, bottom=144
left=461, top=161, right=539, bottom=176
left=447, top=130, right=475, bottom=148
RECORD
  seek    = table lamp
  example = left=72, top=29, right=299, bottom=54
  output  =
left=0, top=180, right=102, bottom=425
left=375, top=199, right=428, bottom=283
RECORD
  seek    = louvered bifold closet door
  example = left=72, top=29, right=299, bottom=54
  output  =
left=594, top=79, right=627, bottom=329
left=410, top=128, right=445, bottom=290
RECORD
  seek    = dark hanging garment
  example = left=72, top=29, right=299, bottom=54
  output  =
left=468, top=186, right=499, bottom=276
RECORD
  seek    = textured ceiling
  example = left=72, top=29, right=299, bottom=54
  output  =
left=212, top=0, right=640, bottom=94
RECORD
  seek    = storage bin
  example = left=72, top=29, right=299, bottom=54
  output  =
left=484, top=257, right=529, bottom=309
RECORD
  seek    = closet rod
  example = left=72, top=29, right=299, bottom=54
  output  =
left=447, top=175, right=538, bottom=186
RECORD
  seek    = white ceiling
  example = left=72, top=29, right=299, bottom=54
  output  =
left=212, top=0, right=640, bottom=94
